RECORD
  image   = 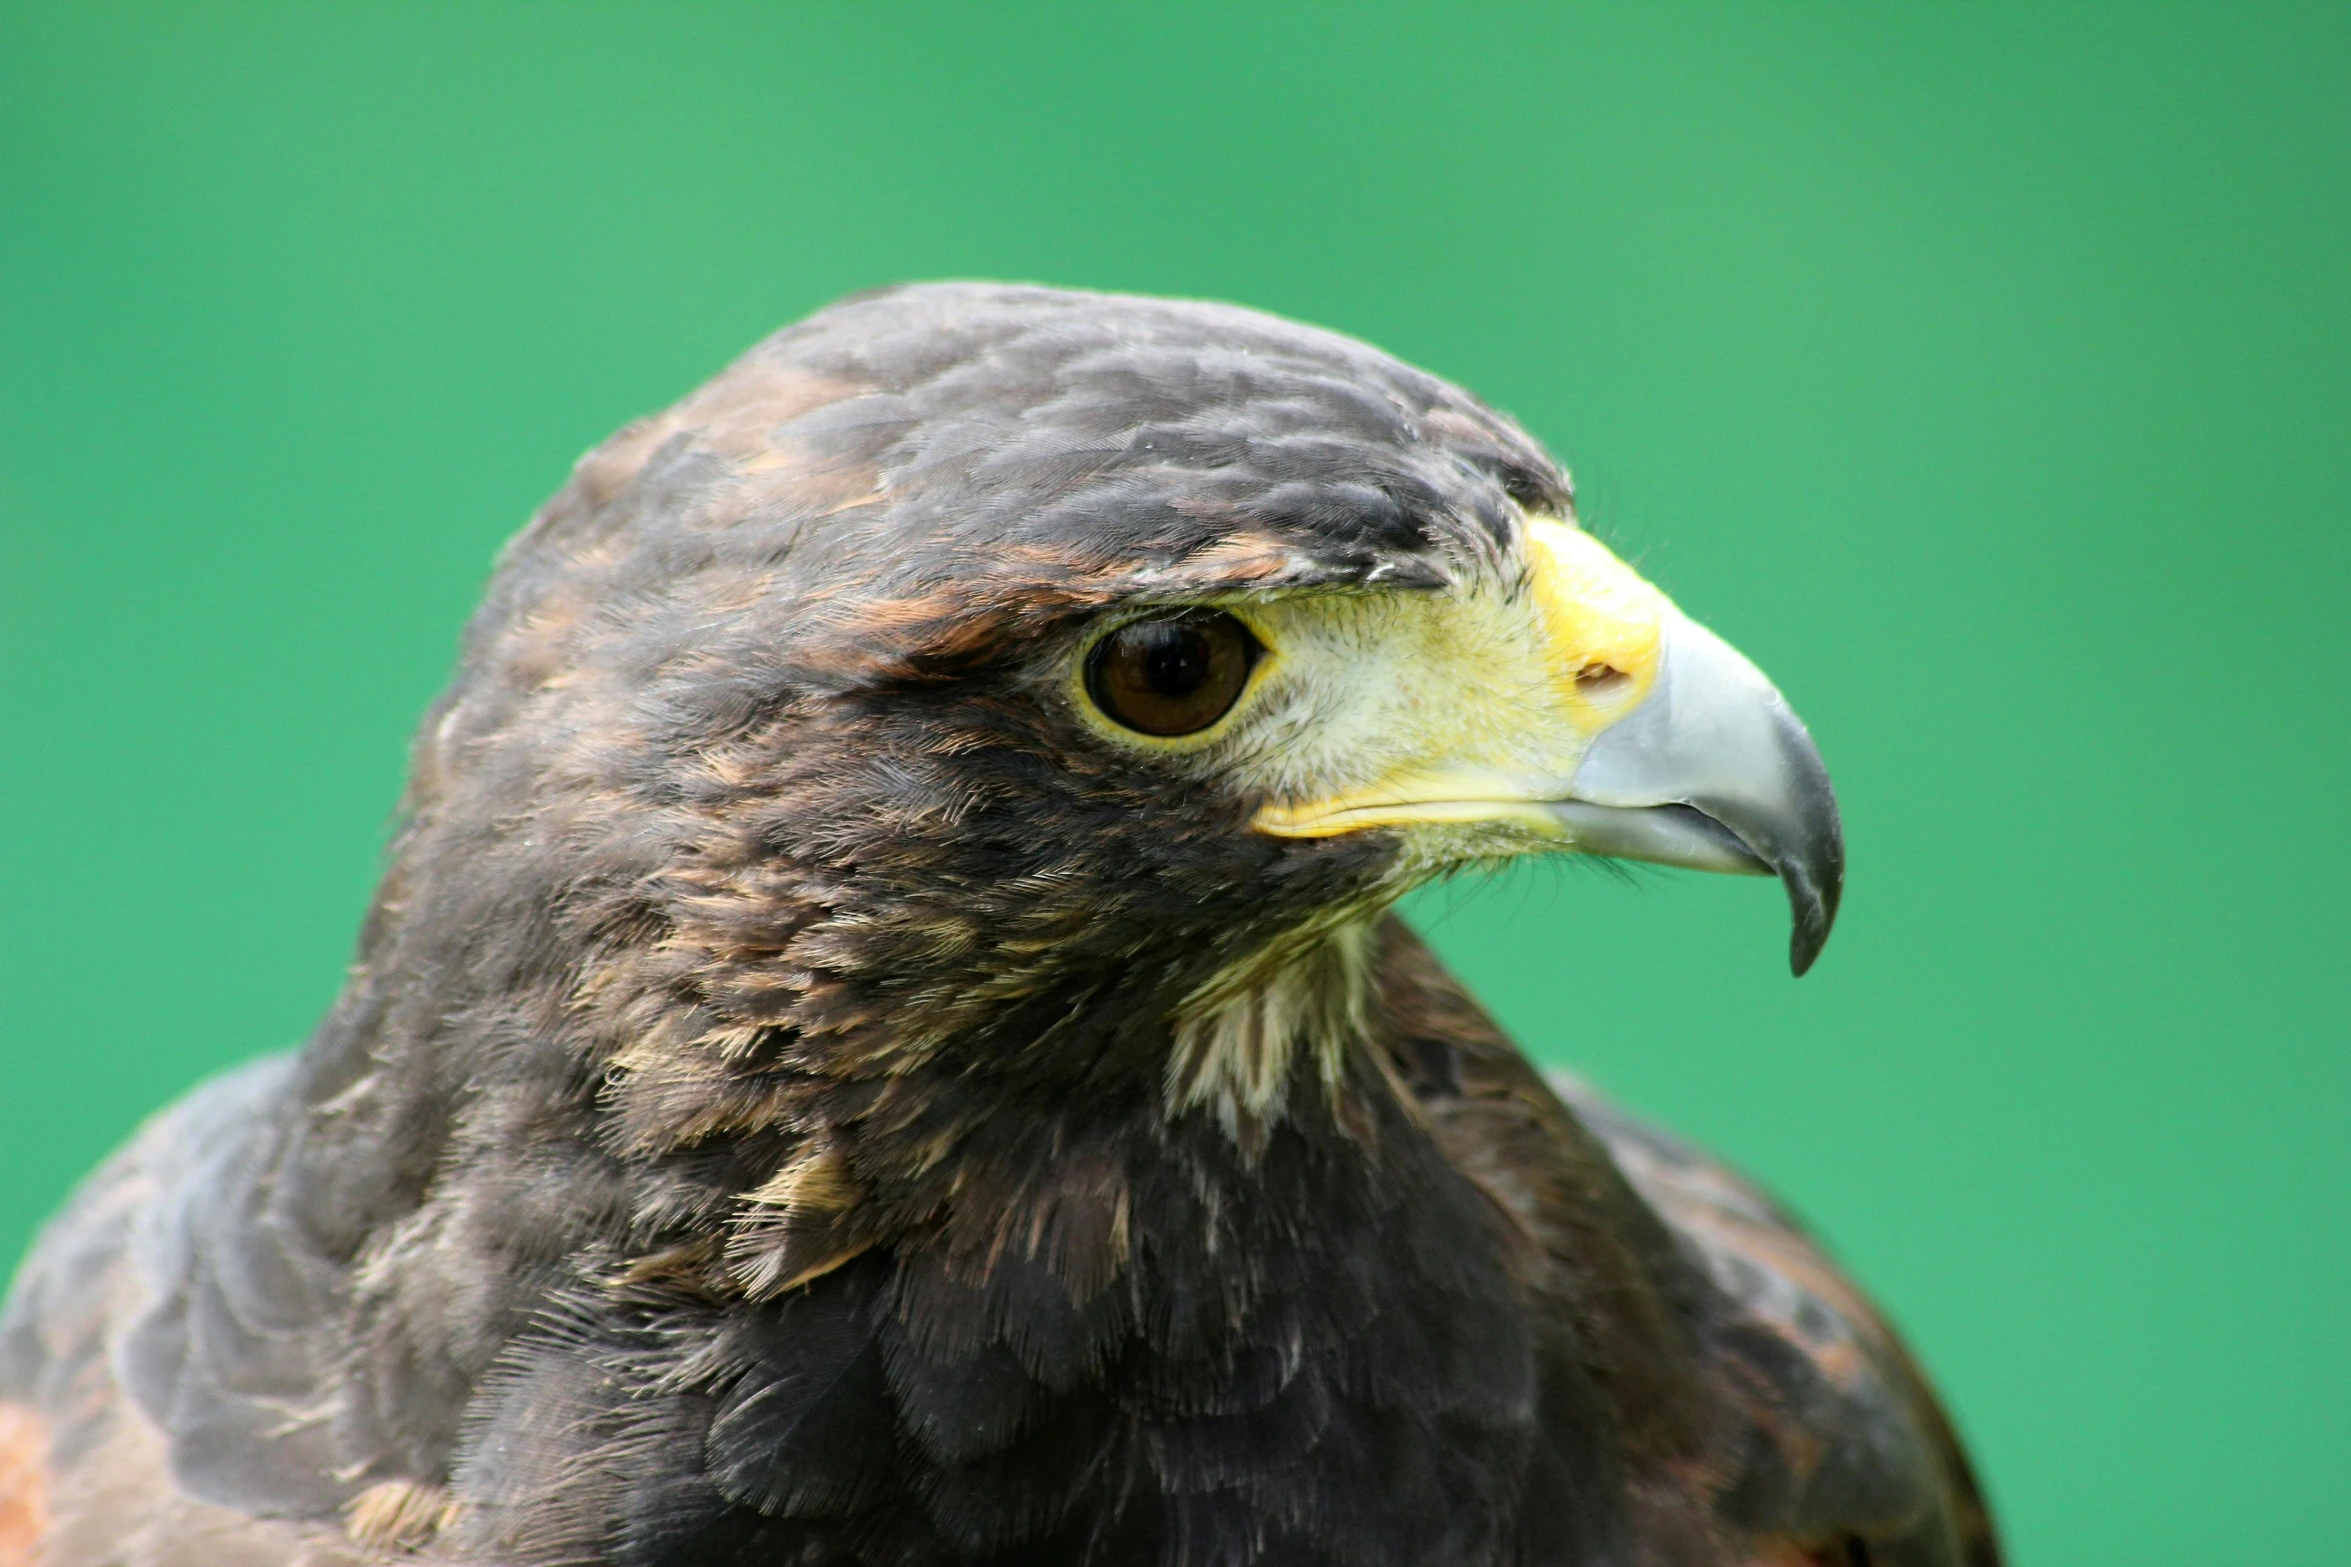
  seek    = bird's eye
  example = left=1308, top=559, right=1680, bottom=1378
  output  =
left=1085, top=611, right=1262, bottom=737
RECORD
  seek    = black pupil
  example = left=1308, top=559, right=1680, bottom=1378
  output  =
left=1140, top=627, right=1210, bottom=695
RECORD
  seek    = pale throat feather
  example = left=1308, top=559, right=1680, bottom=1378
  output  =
left=1163, top=912, right=1381, bottom=1143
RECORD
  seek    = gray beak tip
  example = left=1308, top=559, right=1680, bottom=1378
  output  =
left=1775, top=785, right=1844, bottom=977
left=1785, top=862, right=1841, bottom=977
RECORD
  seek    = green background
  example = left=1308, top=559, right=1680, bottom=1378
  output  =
left=3, top=5, right=2344, bottom=1561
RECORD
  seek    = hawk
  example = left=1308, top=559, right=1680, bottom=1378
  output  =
left=0, top=284, right=1996, bottom=1566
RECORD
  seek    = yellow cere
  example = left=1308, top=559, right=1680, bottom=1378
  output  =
left=1521, top=517, right=1669, bottom=727
left=1245, top=517, right=1674, bottom=842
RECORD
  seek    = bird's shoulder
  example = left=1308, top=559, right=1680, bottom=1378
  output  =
left=0, top=1055, right=381, bottom=1566
left=1372, top=917, right=2000, bottom=1567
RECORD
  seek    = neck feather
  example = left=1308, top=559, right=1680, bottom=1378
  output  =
left=1164, top=912, right=1381, bottom=1146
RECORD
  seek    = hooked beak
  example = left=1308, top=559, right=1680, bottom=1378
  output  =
left=1548, top=611, right=1844, bottom=976
left=1249, top=519, right=1844, bottom=975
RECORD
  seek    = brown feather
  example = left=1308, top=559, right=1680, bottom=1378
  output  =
left=0, top=284, right=1991, bottom=1566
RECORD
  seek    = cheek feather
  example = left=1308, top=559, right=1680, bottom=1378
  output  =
left=1220, top=578, right=1590, bottom=817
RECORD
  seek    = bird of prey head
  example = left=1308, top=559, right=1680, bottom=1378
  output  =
left=0, top=285, right=1998, bottom=1567
left=400, top=283, right=1839, bottom=1140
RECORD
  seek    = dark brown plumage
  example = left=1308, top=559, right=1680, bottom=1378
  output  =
left=0, top=284, right=1994, bottom=1566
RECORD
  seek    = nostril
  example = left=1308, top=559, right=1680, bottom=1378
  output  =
left=1575, top=663, right=1631, bottom=701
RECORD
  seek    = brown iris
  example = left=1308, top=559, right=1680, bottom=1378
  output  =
left=1085, top=611, right=1262, bottom=737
